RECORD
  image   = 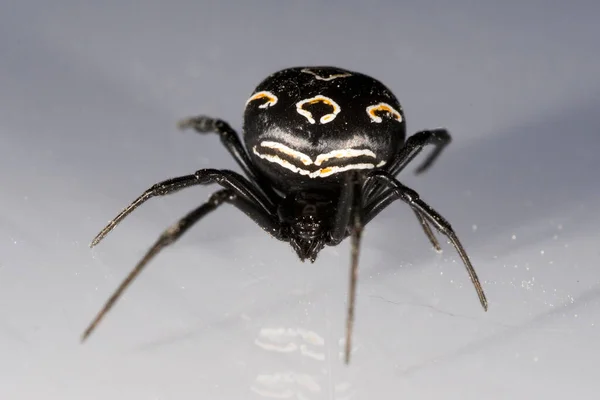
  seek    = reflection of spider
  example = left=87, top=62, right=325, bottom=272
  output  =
left=81, top=66, right=488, bottom=364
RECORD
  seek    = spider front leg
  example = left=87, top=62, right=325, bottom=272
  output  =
left=83, top=189, right=283, bottom=341
left=365, top=129, right=451, bottom=251
left=365, top=170, right=488, bottom=312
left=329, top=171, right=365, bottom=364
left=412, top=207, right=442, bottom=252
left=365, top=128, right=451, bottom=203
left=90, top=168, right=275, bottom=247
left=177, top=116, right=254, bottom=179
left=177, top=115, right=278, bottom=200
left=391, top=128, right=452, bottom=177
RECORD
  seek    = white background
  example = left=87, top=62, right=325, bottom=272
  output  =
left=1, top=1, right=599, bottom=399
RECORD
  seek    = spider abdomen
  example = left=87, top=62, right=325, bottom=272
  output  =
left=243, top=66, right=407, bottom=192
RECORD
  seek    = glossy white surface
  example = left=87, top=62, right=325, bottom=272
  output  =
left=1, top=1, right=599, bottom=399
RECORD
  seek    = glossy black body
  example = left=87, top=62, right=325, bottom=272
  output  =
left=244, top=67, right=406, bottom=192
left=83, top=66, right=488, bottom=365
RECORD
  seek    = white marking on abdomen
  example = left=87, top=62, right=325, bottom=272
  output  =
left=313, top=163, right=379, bottom=178
left=314, top=148, right=377, bottom=166
left=301, top=68, right=352, bottom=81
left=259, top=141, right=313, bottom=166
left=253, top=142, right=386, bottom=178
left=296, top=95, right=341, bottom=124
left=246, top=91, right=278, bottom=108
left=252, top=151, right=306, bottom=175
left=258, top=141, right=378, bottom=166
left=366, top=102, right=403, bottom=123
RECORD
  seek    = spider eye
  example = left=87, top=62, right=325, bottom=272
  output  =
left=293, top=218, right=321, bottom=240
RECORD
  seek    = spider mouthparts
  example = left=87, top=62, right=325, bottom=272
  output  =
left=291, top=237, right=324, bottom=263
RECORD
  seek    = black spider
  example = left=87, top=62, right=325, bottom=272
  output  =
left=82, top=66, right=488, bottom=364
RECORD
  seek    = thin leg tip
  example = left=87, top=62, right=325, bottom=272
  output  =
left=176, top=118, right=193, bottom=130
left=177, top=116, right=213, bottom=132
left=89, top=236, right=101, bottom=248
left=479, top=294, right=489, bottom=311
left=414, top=161, right=433, bottom=175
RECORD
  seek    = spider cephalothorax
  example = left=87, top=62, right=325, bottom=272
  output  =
left=278, top=190, right=334, bottom=261
left=82, top=66, right=488, bottom=364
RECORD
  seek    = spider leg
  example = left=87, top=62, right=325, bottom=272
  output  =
left=177, top=116, right=278, bottom=200
left=371, top=191, right=442, bottom=253
left=82, top=189, right=283, bottom=342
left=328, top=172, right=365, bottom=364
left=90, top=169, right=275, bottom=247
left=329, top=173, right=360, bottom=245
left=177, top=116, right=255, bottom=180
left=412, top=207, right=442, bottom=252
left=364, top=170, right=488, bottom=312
left=365, top=129, right=451, bottom=251
left=365, top=128, right=451, bottom=201
left=391, top=128, right=452, bottom=177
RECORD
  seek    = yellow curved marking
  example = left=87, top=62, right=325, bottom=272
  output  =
left=301, top=68, right=352, bottom=81
left=296, top=95, right=341, bottom=124
left=246, top=91, right=278, bottom=109
left=366, top=102, right=403, bottom=123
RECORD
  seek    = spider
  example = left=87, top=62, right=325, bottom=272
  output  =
left=82, top=66, right=488, bottom=364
